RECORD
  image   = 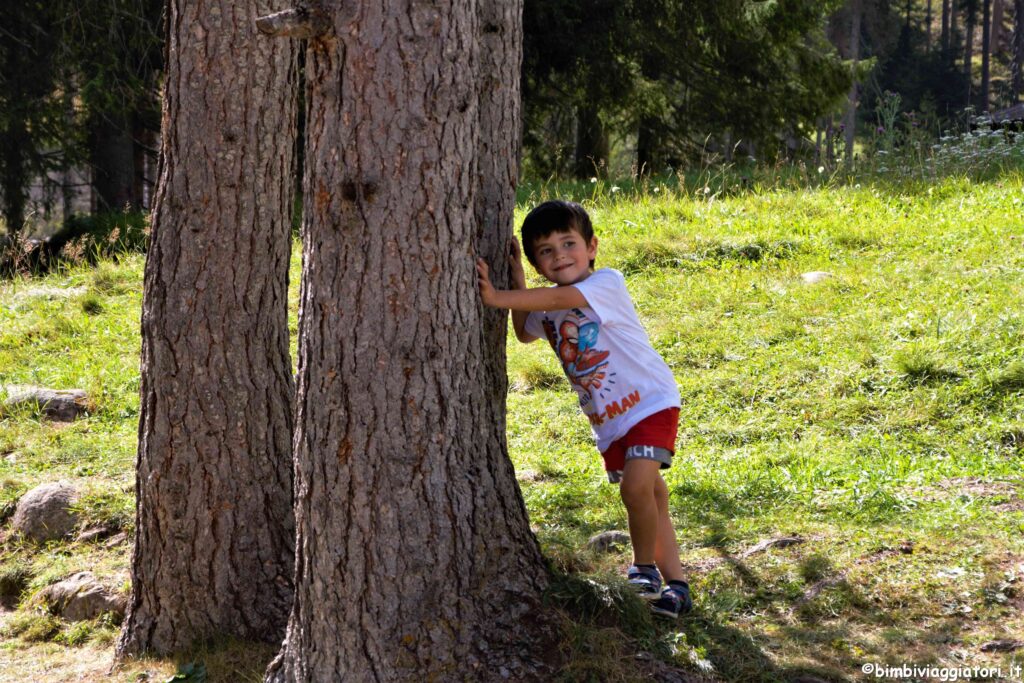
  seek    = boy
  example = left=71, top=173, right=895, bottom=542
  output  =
left=476, top=200, right=692, bottom=618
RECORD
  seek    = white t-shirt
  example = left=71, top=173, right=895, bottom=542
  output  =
left=524, top=268, right=681, bottom=452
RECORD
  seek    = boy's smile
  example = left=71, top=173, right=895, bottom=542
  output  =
left=532, top=229, right=598, bottom=286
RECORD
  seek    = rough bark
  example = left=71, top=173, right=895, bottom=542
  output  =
left=116, top=0, right=299, bottom=657
left=265, top=1, right=552, bottom=680
left=844, top=0, right=862, bottom=162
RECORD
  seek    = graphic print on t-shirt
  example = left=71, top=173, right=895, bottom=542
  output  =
left=541, top=309, right=616, bottom=407
left=524, top=269, right=681, bottom=451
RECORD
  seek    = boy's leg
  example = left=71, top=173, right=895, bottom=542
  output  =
left=653, top=474, right=685, bottom=583
left=619, top=458, right=662, bottom=566
left=649, top=473, right=693, bottom=617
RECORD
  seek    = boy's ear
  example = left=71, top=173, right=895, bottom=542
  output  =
left=587, top=236, right=598, bottom=260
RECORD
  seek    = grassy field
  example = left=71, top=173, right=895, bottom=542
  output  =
left=1, top=171, right=1023, bottom=681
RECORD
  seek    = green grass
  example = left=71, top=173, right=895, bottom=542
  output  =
left=1, top=172, right=1023, bottom=680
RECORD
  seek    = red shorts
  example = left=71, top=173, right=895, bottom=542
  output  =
left=600, top=407, right=680, bottom=478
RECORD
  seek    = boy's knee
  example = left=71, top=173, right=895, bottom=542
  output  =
left=619, top=477, right=653, bottom=508
left=653, top=476, right=669, bottom=504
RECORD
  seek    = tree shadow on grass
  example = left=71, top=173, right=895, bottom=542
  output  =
left=665, top=499, right=924, bottom=683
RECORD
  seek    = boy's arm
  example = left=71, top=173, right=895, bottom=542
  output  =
left=506, top=239, right=538, bottom=343
left=476, top=246, right=588, bottom=336
left=476, top=258, right=588, bottom=311
left=510, top=309, right=535, bottom=344
left=481, top=280, right=588, bottom=312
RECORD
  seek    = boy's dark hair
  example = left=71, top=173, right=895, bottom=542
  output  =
left=520, top=200, right=596, bottom=269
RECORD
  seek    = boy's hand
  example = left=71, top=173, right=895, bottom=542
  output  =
left=476, top=258, right=498, bottom=306
left=509, top=237, right=527, bottom=290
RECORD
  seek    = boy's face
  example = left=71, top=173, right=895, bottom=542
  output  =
left=530, top=228, right=598, bottom=286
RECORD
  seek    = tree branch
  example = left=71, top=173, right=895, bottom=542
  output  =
left=255, top=8, right=330, bottom=39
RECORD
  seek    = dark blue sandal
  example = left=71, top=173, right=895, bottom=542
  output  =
left=627, top=565, right=662, bottom=601
left=651, top=582, right=693, bottom=618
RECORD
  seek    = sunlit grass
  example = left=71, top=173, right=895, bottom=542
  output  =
left=0, top=171, right=1022, bottom=680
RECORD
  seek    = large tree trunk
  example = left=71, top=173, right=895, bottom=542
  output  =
left=116, top=0, right=299, bottom=656
left=843, top=0, right=862, bottom=163
left=982, top=0, right=992, bottom=110
left=265, top=1, right=552, bottom=680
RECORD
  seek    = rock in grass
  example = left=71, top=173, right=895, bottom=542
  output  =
left=103, top=531, right=129, bottom=548
left=740, top=536, right=804, bottom=558
left=11, top=482, right=80, bottom=542
left=13, top=285, right=87, bottom=302
left=980, top=639, right=1023, bottom=652
left=75, top=526, right=116, bottom=543
left=2, top=385, right=89, bottom=421
left=800, top=271, right=832, bottom=284
left=35, top=572, right=126, bottom=622
left=587, top=530, right=631, bottom=553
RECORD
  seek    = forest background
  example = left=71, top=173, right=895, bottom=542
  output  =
left=2, top=0, right=1024, bottom=244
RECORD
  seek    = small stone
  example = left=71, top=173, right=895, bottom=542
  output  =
left=499, top=667, right=510, bottom=679
left=2, top=385, right=89, bottom=421
left=11, top=482, right=80, bottom=542
left=13, top=286, right=87, bottom=303
left=800, top=271, right=833, bottom=284
left=516, top=469, right=544, bottom=483
left=740, top=536, right=804, bottom=558
left=75, top=526, right=115, bottom=543
left=980, top=639, right=1023, bottom=652
left=587, top=530, right=631, bottom=553
left=723, top=353, right=746, bottom=362
left=35, top=571, right=127, bottom=622
left=103, top=531, right=129, bottom=548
